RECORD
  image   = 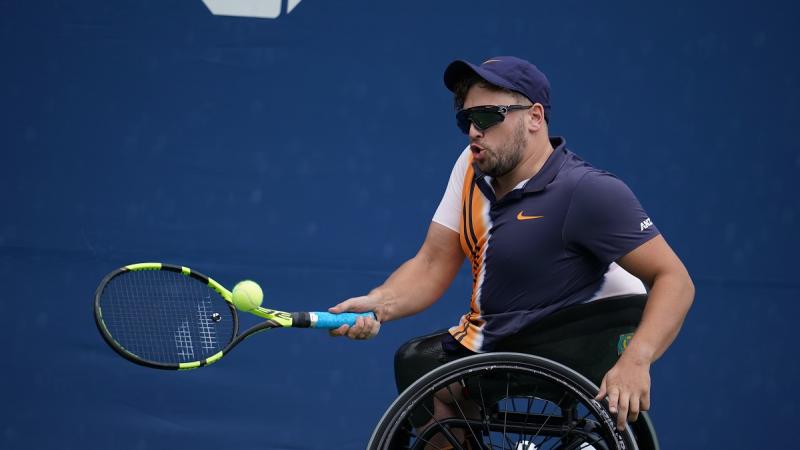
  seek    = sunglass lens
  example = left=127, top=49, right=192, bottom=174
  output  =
left=455, top=109, right=504, bottom=134
left=456, top=111, right=471, bottom=134
left=471, top=110, right=503, bottom=130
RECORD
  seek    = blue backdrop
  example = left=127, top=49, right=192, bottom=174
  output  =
left=2, top=1, right=798, bottom=449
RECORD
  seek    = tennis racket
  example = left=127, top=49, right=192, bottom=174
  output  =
left=93, top=262, right=374, bottom=370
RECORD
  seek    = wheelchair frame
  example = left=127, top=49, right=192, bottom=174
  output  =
left=368, top=352, right=659, bottom=450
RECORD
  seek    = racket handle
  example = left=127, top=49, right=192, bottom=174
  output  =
left=308, top=311, right=376, bottom=329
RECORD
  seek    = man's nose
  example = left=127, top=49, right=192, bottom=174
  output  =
left=468, top=122, right=484, bottom=139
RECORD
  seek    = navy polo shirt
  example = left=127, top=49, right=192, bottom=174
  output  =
left=443, top=137, right=659, bottom=352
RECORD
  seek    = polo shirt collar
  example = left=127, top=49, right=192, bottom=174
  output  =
left=523, top=136, right=568, bottom=193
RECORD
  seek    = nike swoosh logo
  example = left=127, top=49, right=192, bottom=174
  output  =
left=517, top=211, right=544, bottom=221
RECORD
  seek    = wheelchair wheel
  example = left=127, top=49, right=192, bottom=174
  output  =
left=368, top=352, right=639, bottom=450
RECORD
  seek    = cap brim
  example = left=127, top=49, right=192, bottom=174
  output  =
left=443, top=59, right=518, bottom=94
left=443, top=60, right=479, bottom=92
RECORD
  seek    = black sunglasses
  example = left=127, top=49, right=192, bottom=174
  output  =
left=455, top=104, right=532, bottom=134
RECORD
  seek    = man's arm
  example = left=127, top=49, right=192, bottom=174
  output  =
left=328, top=222, right=464, bottom=339
left=596, top=234, right=695, bottom=429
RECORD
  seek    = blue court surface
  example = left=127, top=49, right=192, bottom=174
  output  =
left=2, top=1, right=798, bottom=449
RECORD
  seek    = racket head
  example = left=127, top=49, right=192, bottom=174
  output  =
left=94, top=263, right=239, bottom=370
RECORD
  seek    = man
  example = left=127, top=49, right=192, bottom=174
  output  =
left=329, top=56, right=694, bottom=431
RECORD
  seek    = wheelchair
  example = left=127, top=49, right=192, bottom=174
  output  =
left=368, top=296, right=660, bottom=450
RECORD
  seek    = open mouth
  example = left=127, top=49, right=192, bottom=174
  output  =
left=470, top=144, right=487, bottom=161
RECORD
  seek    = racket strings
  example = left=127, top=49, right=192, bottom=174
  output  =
left=99, top=270, right=235, bottom=365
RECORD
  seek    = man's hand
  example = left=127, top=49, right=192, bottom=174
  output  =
left=599, top=234, right=693, bottom=430
left=328, top=293, right=383, bottom=340
left=326, top=223, right=463, bottom=341
left=595, top=352, right=652, bottom=430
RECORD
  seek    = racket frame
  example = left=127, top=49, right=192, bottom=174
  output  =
left=95, top=263, right=282, bottom=370
left=94, top=262, right=370, bottom=370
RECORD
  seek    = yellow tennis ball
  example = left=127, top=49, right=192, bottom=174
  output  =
left=232, top=280, right=263, bottom=311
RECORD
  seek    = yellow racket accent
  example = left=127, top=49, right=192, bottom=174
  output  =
left=125, top=262, right=162, bottom=271
left=207, top=277, right=233, bottom=302
left=250, top=306, right=294, bottom=327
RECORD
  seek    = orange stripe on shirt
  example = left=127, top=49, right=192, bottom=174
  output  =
left=451, top=155, right=489, bottom=352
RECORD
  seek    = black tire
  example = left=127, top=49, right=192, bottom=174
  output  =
left=629, top=412, right=659, bottom=450
left=368, top=352, right=639, bottom=450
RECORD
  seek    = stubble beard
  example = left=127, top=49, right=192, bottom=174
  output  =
left=478, top=118, right=528, bottom=178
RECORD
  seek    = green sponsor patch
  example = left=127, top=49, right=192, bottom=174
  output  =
left=617, top=332, right=634, bottom=355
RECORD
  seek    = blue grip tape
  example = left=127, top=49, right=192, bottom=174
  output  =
left=312, top=312, right=376, bottom=329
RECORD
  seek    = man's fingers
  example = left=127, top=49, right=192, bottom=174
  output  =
left=329, top=324, right=350, bottom=337
left=641, top=392, right=651, bottom=411
left=346, top=317, right=363, bottom=338
left=597, top=359, right=652, bottom=429
left=607, top=387, right=620, bottom=414
left=328, top=300, right=352, bottom=314
left=329, top=304, right=381, bottom=340
left=595, top=377, right=608, bottom=401
left=344, top=316, right=378, bottom=340
left=329, top=295, right=372, bottom=314
left=616, top=392, right=630, bottom=430
left=627, top=394, right=641, bottom=423
left=363, top=317, right=379, bottom=339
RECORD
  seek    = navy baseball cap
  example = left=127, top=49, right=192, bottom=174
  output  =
left=443, top=56, right=551, bottom=119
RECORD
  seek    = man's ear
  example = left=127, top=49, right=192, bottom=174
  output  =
left=528, top=103, right=546, bottom=132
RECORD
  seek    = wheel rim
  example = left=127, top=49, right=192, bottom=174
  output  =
left=371, top=355, right=635, bottom=450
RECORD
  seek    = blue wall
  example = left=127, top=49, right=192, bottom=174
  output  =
left=2, top=1, right=798, bottom=448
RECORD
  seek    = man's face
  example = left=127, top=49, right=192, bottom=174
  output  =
left=462, top=84, right=529, bottom=178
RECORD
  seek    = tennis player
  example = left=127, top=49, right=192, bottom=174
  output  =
left=329, top=56, right=694, bottom=432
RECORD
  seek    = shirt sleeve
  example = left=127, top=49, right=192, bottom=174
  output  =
left=432, top=146, right=471, bottom=232
left=563, top=170, right=660, bottom=264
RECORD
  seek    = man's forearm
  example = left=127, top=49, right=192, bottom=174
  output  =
left=624, top=270, right=695, bottom=364
left=371, top=251, right=460, bottom=322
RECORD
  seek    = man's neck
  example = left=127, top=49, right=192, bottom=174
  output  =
left=493, top=138, right=555, bottom=199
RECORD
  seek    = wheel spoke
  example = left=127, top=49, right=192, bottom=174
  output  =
left=418, top=400, right=465, bottom=449
left=518, top=392, right=535, bottom=448
left=445, top=382, right=482, bottom=448
left=502, top=372, right=510, bottom=448
left=477, top=376, right=496, bottom=450
left=529, top=391, right=567, bottom=442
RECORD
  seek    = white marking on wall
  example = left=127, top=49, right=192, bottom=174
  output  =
left=202, top=0, right=303, bottom=19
